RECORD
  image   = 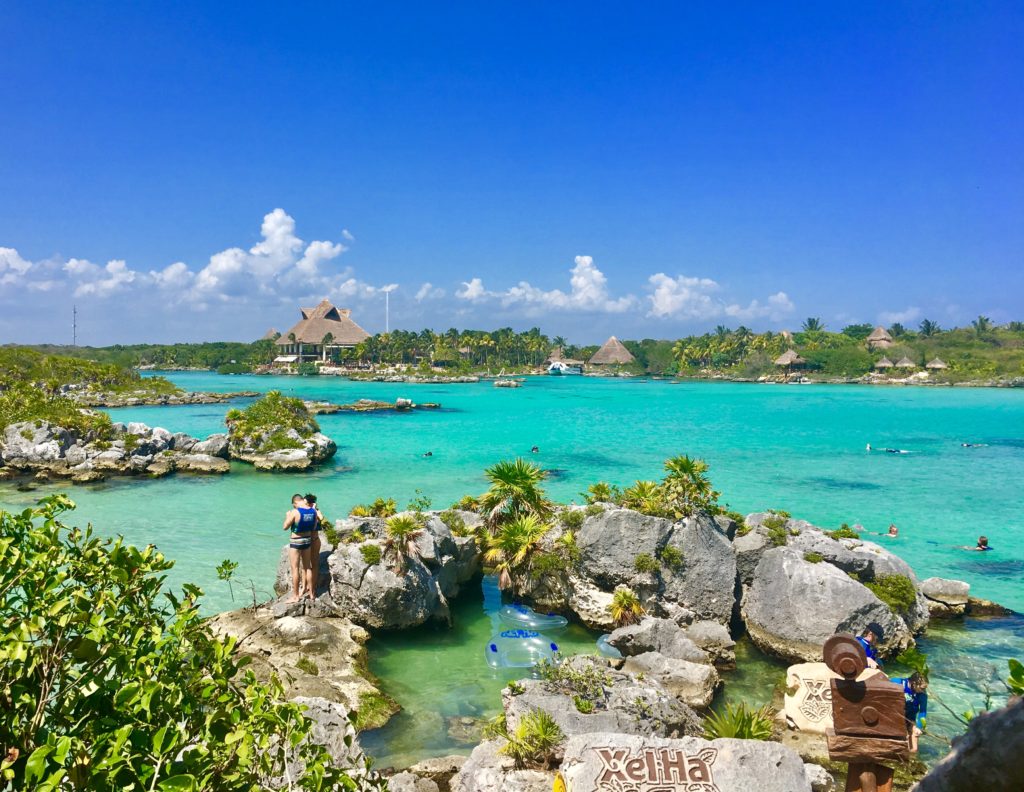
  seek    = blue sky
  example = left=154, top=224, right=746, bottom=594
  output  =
left=1, top=2, right=1021, bottom=345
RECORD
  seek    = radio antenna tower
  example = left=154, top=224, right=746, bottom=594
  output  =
left=73, top=305, right=78, bottom=346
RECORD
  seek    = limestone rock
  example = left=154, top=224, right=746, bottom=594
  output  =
left=742, top=548, right=912, bottom=663
left=558, top=732, right=813, bottom=792
left=734, top=522, right=771, bottom=584
left=805, top=763, right=836, bottom=792
left=621, top=652, right=720, bottom=709
left=576, top=508, right=673, bottom=590
left=683, top=620, right=736, bottom=668
left=175, top=453, right=230, bottom=474
left=658, top=511, right=736, bottom=623
left=0, top=421, right=73, bottom=467
left=192, top=432, right=229, bottom=458
left=607, top=617, right=711, bottom=664
left=567, top=574, right=616, bottom=630
left=920, top=577, right=970, bottom=617
left=912, top=697, right=1024, bottom=792
left=450, top=741, right=553, bottom=792
left=386, top=773, right=439, bottom=792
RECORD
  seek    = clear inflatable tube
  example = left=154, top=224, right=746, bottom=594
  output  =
left=499, top=604, right=569, bottom=632
left=596, top=633, right=622, bottom=659
left=485, top=629, right=560, bottom=669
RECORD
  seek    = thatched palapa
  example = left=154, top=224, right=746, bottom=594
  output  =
left=874, top=356, right=894, bottom=369
left=275, top=299, right=370, bottom=363
left=926, top=357, right=948, bottom=370
left=589, top=336, right=635, bottom=366
left=895, top=356, right=917, bottom=369
left=866, top=326, right=894, bottom=349
left=774, top=349, right=805, bottom=366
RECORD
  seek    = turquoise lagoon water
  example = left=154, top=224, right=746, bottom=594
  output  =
left=1, top=373, right=1021, bottom=765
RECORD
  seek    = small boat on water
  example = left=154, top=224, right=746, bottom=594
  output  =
left=499, top=603, right=569, bottom=631
left=547, top=361, right=583, bottom=376
left=485, top=629, right=560, bottom=669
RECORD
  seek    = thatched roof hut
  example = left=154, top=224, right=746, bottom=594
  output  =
left=261, top=327, right=280, bottom=341
left=895, top=356, right=917, bottom=369
left=874, top=357, right=894, bottom=369
left=774, top=349, right=805, bottom=366
left=276, top=299, right=370, bottom=347
left=925, top=357, right=948, bottom=370
left=546, top=346, right=565, bottom=363
left=866, top=326, right=894, bottom=349
left=589, top=336, right=635, bottom=365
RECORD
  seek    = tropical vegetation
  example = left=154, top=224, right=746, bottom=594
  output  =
left=703, top=702, right=775, bottom=740
left=225, top=391, right=319, bottom=454
left=608, top=587, right=644, bottom=626
left=479, top=458, right=551, bottom=530
left=0, top=495, right=383, bottom=791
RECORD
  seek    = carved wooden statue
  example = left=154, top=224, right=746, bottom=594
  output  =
left=824, top=635, right=910, bottom=792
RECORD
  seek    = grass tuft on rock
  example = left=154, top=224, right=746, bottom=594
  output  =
left=866, top=573, right=917, bottom=615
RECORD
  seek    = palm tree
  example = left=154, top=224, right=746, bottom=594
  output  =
left=320, top=332, right=334, bottom=362
left=661, top=454, right=719, bottom=518
left=972, top=316, right=992, bottom=336
left=918, top=319, right=940, bottom=337
left=608, top=588, right=645, bottom=626
left=801, top=317, right=824, bottom=332
left=483, top=514, right=551, bottom=591
left=383, top=514, right=423, bottom=573
left=479, top=458, right=550, bottom=529
left=888, top=323, right=906, bottom=338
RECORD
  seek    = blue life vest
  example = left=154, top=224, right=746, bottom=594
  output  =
left=295, top=507, right=319, bottom=533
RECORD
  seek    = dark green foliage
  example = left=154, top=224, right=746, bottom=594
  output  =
left=704, top=702, right=775, bottom=740
left=296, top=362, right=319, bottom=376
left=531, top=551, right=567, bottom=578
left=224, top=390, right=319, bottom=454
left=827, top=523, right=861, bottom=540
left=557, top=509, right=585, bottom=531
left=573, top=695, right=595, bottom=714
left=0, top=495, right=384, bottom=791
left=866, top=574, right=918, bottom=615
left=439, top=509, right=469, bottom=536
left=359, top=544, right=382, bottom=566
left=657, top=545, right=683, bottom=570
left=0, top=383, right=113, bottom=437
left=215, top=362, right=252, bottom=375
left=633, top=553, right=660, bottom=574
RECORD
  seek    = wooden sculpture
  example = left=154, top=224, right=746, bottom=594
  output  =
left=823, top=634, right=910, bottom=792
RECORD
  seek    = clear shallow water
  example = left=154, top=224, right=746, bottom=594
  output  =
left=1, top=373, right=1021, bottom=764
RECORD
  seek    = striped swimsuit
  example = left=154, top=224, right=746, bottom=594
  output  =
left=290, top=507, right=319, bottom=549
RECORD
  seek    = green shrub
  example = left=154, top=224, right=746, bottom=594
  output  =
left=866, top=574, right=917, bottom=615
left=531, top=551, right=567, bottom=578
left=704, top=702, right=775, bottom=740
left=439, top=509, right=469, bottom=536
left=0, top=495, right=384, bottom=790
left=803, top=552, right=823, bottom=564
left=296, top=362, right=319, bottom=376
left=735, top=522, right=753, bottom=537
left=827, top=523, right=861, bottom=540
left=583, top=482, right=618, bottom=504
left=573, top=695, right=594, bottom=714
left=295, top=655, right=319, bottom=676
left=359, top=544, right=382, bottom=565
left=450, top=494, right=480, bottom=511
left=507, top=680, right=525, bottom=696
left=0, top=382, right=113, bottom=438
left=536, top=659, right=611, bottom=701
left=216, top=362, right=252, bottom=375
left=584, top=504, right=604, bottom=517
left=764, top=515, right=789, bottom=547
left=658, top=545, right=683, bottom=570
left=557, top=509, right=585, bottom=531
left=633, top=553, right=660, bottom=574
left=352, top=497, right=397, bottom=518
left=225, top=390, right=320, bottom=454
left=406, top=489, right=432, bottom=513
left=499, top=709, right=563, bottom=769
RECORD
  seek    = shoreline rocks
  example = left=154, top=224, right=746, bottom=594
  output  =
left=70, top=389, right=260, bottom=408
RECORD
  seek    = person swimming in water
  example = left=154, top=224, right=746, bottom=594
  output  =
left=887, top=524, right=899, bottom=537
left=423, top=451, right=433, bottom=457
left=530, top=445, right=539, bottom=453
left=974, top=535, right=992, bottom=551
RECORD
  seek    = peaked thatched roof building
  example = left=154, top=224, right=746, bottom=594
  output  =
left=895, top=356, right=917, bottom=369
left=874, top=356, right=894, bottom=369
left=866, top=326, right=894, bottom=349
left=774, top=349, right=805, bottom=366
left=926, top=357, right=948, bottom=370
left=274, top=299, right=370, bottom=363
left=261, top=327, right=280, bottom=341
left=589, top=336, right=635, bottom=365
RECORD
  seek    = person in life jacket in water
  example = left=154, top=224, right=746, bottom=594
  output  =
left=890, top=671, right=928, bottom=752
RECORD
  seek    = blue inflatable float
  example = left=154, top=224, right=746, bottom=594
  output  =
left=596, top=633, right=622, bottom=659
left=499, top=603, right=569, bottom=632
left=485, top=629, right=560, bottom=669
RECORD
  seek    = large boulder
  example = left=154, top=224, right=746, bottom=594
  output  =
left=657, top=511, right=736, bottom=623
left=607, top=617, right=710, bottom=664
left=920, top=577, right=970, bottom=617
left=0, top=421, right=73, bottom=467
left=576, top=508, right=673, bottom=590
left=558, top=732, right=814, bottom=792
left=175, top=453, right=230, bottom=474
left=502, top=656, right=702, bottom=741
left=192, top=433, right=229, bottom=458
left=621, top=652, right=720, bottom=709
left=449, top=741, right=552, bottom=792
left=275, top=537, right=336, bottom=597
left=912, top=697, right=1024, bottom=792
left=742, top=548, right=912, bottom=662
left=684, top=620, right=736, bottom=668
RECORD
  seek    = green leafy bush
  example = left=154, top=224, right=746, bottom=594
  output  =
left=633, top=553, right=660, bottom=574
left=0, top=383, right=113, bottom=438
left=803, top=552, right=823, bottom=564
left=763, top=515, right=789, bottom=547
left=351, top=497, right=397, bottom=518
left=827, top=523, right=861, bottom=540
left=439, top=509, right=469, bottom=536
left=573, top=695, right=594, bottom=714
left=1007, top=659, right=1024, bottom=696
left=704, top=702, right=775, bottom=740
left=295, top=655, right=319, bottom=676
left=866, top=574, right=918, bottom=615
left=584, top=504, right=604, bottom=517
left=0, top=495, right=383, bottom=791
left=225, top=390, right=319, bottom=454
left=658, top=545, right=683, bottom=570
left=583, top=482, right=619, bottom=504
left=557, top=509, right=585, bottom=531
left=216, top=362, right=252, bottom=375
left=359, top=544, right=382, bottom=566
left=450, top=494, right=480, bottom=512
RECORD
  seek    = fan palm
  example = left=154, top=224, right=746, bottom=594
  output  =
left=619, top=480, right=665, bottom=516
left=479, top=458, right=550, bottom=529
left=608, top=588, right=645, bottom=626
left=661, top=454, right=719, bottom=517
left=383, top=514, right=423, bottom=573
left=801, top=317, right=824, bottom=332
left=483, top=514, right=551, bottom=591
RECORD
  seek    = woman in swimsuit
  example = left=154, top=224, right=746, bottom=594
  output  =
left=304, top=492, right=327, bottom=597
left=283, top=494, right=318, bottom=602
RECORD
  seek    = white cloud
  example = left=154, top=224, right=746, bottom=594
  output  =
left=415, top=282, right=445, bottom=301
left=878, top=306, right=921, bottom=325
left=647, top=274, right=794, bottom=322
left=0, top=247, right=32, bottom=284
left=341, top=229, right=355, bottom=241
left=456, top=256, right=637, bottom=314
left=68, top=259, right=137, bottom=298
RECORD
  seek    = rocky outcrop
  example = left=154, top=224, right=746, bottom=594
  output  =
left=230, top=430, right=337, bottom=471
left=450, top=741, right=552, bottom=792
left=920, top=577, right=970, bottom=617
left=742, top=548, right=913, bottom=662
left=326, top=514, right=480, bottom=630
left=912, top=697, right=1024, bottom=792
left=69, top=389, right=260, bottom=408
left=558, top=733, right=818, bottom=792
left=0, top=420, right=231, bottom=483
left=502, top=656, right=703, bottom=743
left=208, top=603, right=396, bottom=728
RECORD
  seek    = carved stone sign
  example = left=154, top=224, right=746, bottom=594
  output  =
left=785, top=662, right=880, bottom=734
left=557, top=733, right=813, bottom=792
